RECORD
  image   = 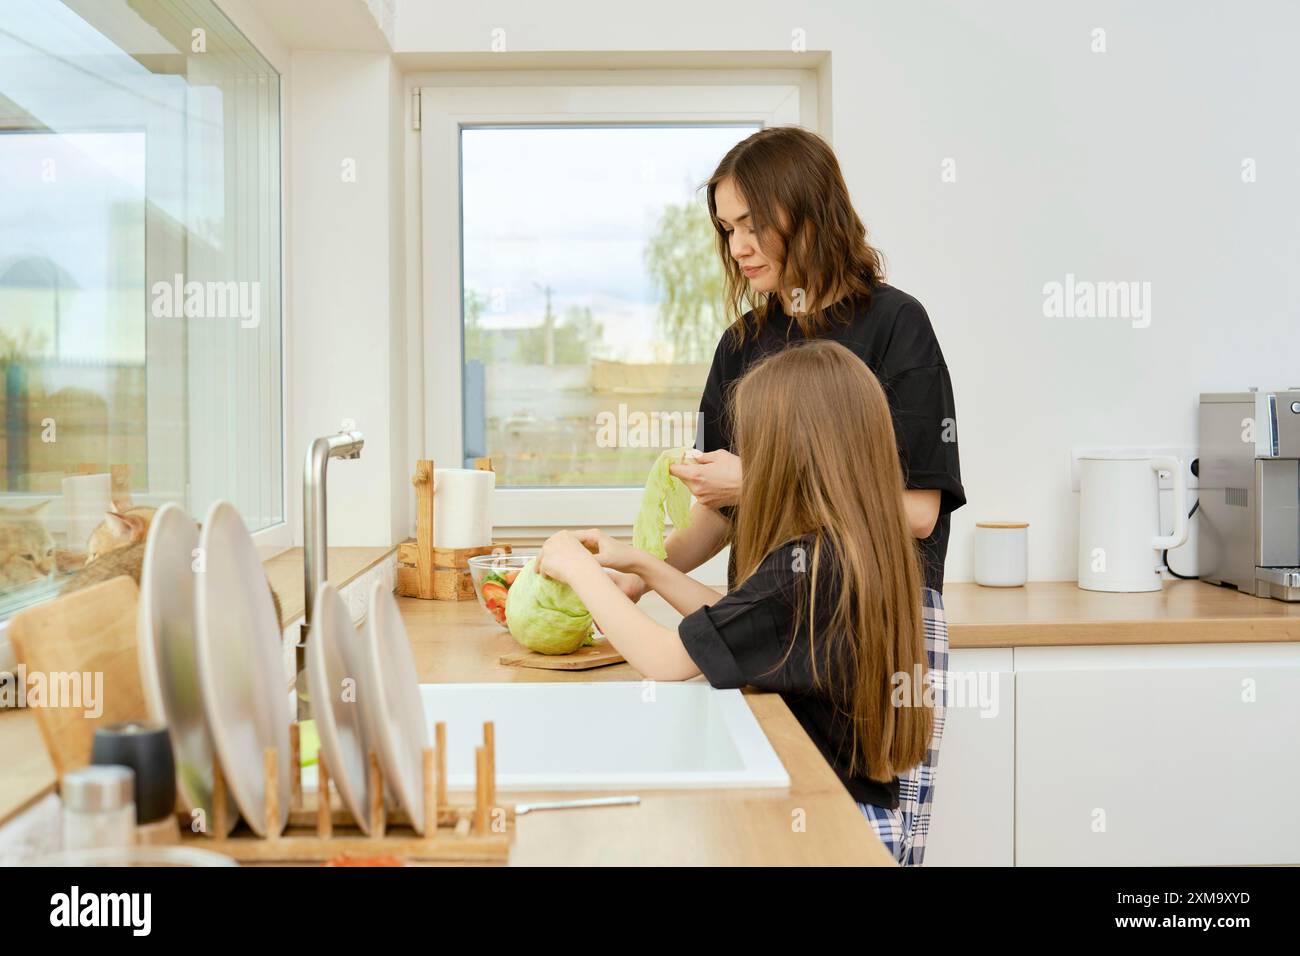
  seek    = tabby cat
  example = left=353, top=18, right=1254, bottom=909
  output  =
left=64, top=506, right=284, bottom=625
left=0, top=501, right=55, bottom=589
left=85, top=506, right=156, bottom=563
left=61, top=506, right=156, bottom=597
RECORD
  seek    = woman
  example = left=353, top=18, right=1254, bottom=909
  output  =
left=615, top=125, right=964, bottom=864
left=539, top=341, right=936, bottom=862
left=625, top=124, right=964, bottom=598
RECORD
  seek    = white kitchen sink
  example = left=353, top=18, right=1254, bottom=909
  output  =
left=420, top=681, right=790, bottom=791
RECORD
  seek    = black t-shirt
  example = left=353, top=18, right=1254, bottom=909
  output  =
left=696, top=283, right=965, bottom=593
left=679, top=536, right=898, bottom=808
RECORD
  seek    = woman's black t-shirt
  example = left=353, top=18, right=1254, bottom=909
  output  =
left=678, top=535, right=898, bottom=809
left=696, top=283, right=965, bottom=593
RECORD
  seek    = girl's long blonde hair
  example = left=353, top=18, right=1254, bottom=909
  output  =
left=730, top=340, right=930, bottom=781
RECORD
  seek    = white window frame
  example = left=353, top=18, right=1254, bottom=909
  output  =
left=419, top=80, right=804, bottom=530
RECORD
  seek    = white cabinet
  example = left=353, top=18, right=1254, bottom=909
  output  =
left=1015, top=643, right=1300, bottom=866
left=925, top=649, right=1016, bottom=866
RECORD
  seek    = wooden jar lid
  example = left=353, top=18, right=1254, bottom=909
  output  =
left=976, top=521, right=1029, bottom=529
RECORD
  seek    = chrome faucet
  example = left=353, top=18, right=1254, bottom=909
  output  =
left=297, top=429, right=364, bottom=719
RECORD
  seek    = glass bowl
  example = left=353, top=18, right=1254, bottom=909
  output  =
left=467, top=551, right=535, bottom=628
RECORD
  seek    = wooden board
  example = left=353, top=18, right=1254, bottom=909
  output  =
left=498, top=640, right=625, bottom=671
left=7, top=576, right=145, bottom=776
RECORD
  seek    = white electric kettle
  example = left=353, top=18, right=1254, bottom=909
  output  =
left=1077, top=454, right=1189, bottom=592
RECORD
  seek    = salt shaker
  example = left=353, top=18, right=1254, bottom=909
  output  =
left=60, top=765, right=136, bottom=851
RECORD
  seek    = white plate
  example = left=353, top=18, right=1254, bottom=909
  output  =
left=362, top=581, right=430, bottom=834
left=194, top=501, right=291, bottom=837
left=306, top=583, right=372, bottom=834
left=137, top=503, right=236, bottom=836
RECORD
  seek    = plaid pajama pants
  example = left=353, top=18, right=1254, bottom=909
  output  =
left=858, top=587, right=948, bottom=866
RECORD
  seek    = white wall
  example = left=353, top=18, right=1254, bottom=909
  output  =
left=228, top=0, right=1299, bottom=577
left=287, top=51, right=407, bottom=547
left=389, top=0, right=1300, bottom=581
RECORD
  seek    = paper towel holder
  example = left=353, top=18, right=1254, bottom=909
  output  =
left=395, top=458, right=510, bottom=601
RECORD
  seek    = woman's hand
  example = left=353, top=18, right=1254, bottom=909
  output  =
left=570, top=529, right=644, bottom=574
left=537, top=529, right=599, bottom=586
left=669, top=449, right=742, bottom=509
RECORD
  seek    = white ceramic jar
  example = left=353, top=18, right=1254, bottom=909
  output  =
left=974, top=522, right=1029, bottom=587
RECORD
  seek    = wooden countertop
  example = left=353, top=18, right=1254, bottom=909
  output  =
left=945, top=579, right=1300, bottom=648
left=399, top=595, right=895, bottom=866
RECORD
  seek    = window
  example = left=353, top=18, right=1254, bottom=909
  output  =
left=420, top=81, right=805, bottom=527
left=460, top=124, right=757, bottom=488
left=0, top=0, right=282, bottom=617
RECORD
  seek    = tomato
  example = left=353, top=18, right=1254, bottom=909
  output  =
left=504, top=570, right=519, bottom=586
left=482, top=581, right=508, bottom=607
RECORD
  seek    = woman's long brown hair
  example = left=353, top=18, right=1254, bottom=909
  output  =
left=730, top=340, right=930, bottom=781
left=706, top=126, right=885, bottom=342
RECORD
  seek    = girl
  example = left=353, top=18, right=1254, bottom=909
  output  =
left=538, top=340, right=940, bottom=863
left=606, top=125, right=959, bottom=864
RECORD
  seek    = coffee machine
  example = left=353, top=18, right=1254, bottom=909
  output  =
left=1199, top=389, right=1300, bottom=601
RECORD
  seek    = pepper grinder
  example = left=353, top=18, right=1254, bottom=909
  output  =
left=91, top=720, right=179, bottom=845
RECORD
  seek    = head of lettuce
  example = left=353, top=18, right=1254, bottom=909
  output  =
left=504, top=557, right=594, bottom=655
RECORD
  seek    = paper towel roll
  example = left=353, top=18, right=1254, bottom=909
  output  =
left=433, top=468, right=494, bottom=548
left=62, top=473, right=114, bottom=553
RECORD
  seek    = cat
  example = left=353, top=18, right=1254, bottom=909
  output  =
left=64, top=510, right=284, bottom=626
left=0, top=501, right=55, bottom=590
left=85, top=507, right=156, bottom=563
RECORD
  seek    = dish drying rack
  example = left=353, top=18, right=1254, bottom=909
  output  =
left=183, top=721, right=514, bottom=864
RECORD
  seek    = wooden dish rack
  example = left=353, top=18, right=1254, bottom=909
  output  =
left=182, top=721, right=514, bottom=864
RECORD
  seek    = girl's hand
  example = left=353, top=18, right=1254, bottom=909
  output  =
left=669, top=448, right=742, bottom=509
left=608, top=570, right=648, bottom=603
left=537, top=530, right=599, bottom=585
left=570, top=529, right=644, bottom=574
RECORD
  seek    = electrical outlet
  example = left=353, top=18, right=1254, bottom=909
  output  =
left=1150, top=446, right=1198, bottom=491
left=1069, top=446, right=1199, bottom=492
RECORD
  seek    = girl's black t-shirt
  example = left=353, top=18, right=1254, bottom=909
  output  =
left=696, top=283, right=965, bottom=593
left=678, top=536, right=899, bottom=809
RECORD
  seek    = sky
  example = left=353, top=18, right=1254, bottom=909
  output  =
left=461, top=124, right=757, bottom=362
left=0, top=130, right=147, bottom=363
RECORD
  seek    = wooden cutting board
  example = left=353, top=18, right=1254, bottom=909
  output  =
left=498, top=640, right=625, bottom=671
left=8, top=576, right=146, bottom=776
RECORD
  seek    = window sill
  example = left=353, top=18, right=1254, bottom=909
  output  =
left=264, top=546, right=395, bottom=630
